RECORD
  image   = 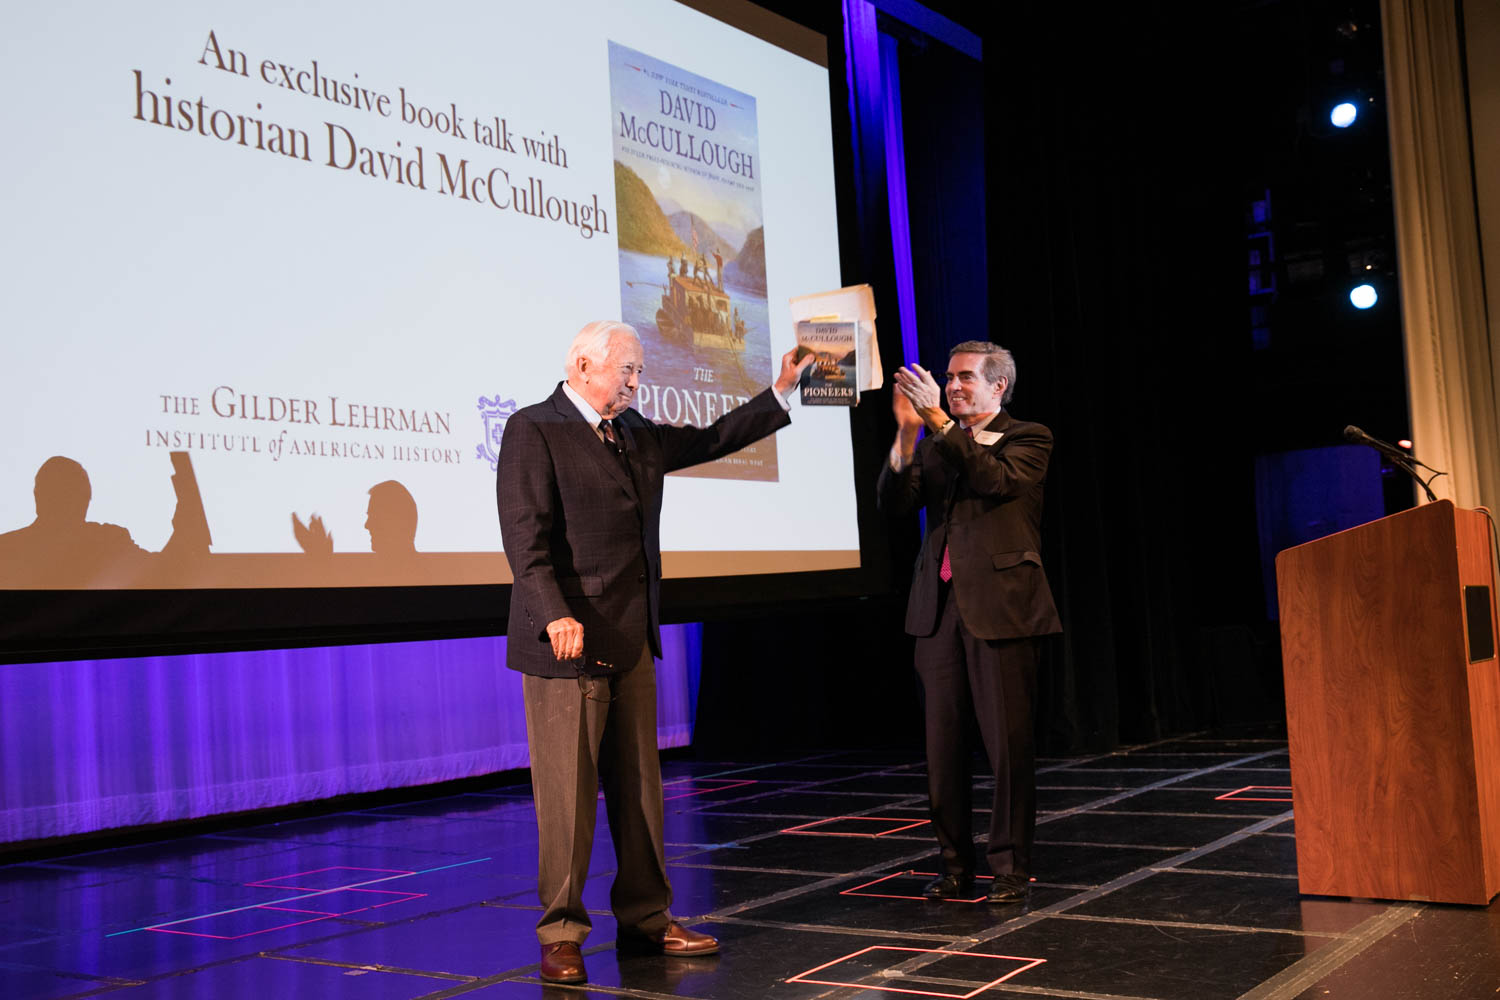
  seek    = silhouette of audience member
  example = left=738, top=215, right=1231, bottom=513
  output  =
left=0, top=456, right=150, bottom=586
left=365, top=480, right=418, bottom=556
left=292, top=480, right=419, bottom=558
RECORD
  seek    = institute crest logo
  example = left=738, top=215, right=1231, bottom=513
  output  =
left=476, top=395, right=518, bottom=471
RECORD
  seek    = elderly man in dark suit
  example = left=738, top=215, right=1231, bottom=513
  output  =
left=497, top=320, right=812, bottom=984
left=877, top=340, right=1062, bottom=905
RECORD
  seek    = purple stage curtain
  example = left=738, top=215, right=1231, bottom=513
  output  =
left=0, top=625, right=703, bottom=845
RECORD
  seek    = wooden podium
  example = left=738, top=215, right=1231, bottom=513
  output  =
left=1277, top=500, right=1500, bottom=903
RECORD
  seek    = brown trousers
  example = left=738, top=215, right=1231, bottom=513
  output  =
left=522, top=644, right=673, bottom=945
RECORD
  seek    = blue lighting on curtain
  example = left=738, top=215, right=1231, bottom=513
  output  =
left=1, top=627, right=702, bottom=844
left=843, top=0, right=920, bottom=368
left=1255, top=447, right=1384, bottom=618
left=879, top=33, right=921, bottom=369
left=843, top=0, right=881, bottom=226
left=865, top=0, right=981, bottom=61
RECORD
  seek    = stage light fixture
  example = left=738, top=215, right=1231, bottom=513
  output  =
left=1350, top=284, right=1378, bottom=309
left=1331, top=102, right=1358, bottom=128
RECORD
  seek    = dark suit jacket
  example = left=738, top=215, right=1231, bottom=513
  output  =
left=497, top=383, right=791, bottom=677
left=877, top=410, right=1062, bottom=641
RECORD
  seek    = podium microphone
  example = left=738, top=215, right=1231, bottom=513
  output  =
left=1343, top=424, right=1441, bottom=502
left=1343, top=425, right=1411, bottom=463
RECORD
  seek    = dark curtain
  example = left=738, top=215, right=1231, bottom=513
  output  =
left=695, top=2, right=1279, bottom=757
left=985, top=4, right=1274, bottom=751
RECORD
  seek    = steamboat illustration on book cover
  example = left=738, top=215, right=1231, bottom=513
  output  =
left=608, top=41, right=775, bottom=481
left=794, top=320, right=859, bottom=406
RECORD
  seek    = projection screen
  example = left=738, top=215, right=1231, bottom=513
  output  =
left=0, top=0, right=858, bottom=617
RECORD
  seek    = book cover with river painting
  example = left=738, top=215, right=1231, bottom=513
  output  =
left=609, top=41, right=775, bottom=481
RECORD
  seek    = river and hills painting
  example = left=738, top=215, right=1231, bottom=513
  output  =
left=609, top=42, right=775, bottom=481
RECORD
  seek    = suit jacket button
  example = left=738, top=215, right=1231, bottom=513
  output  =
left=637, top=573, right=646, bottom=582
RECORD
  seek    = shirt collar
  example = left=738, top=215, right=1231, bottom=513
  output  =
left=561, top=381, right=605, bottom=427
left=958, top=408, right=1002, bottom=431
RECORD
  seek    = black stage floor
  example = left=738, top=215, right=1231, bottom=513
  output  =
left=4, top=736, right=1499, bottom=999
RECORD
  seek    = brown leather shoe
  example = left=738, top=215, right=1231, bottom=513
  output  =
left=618, top=920, right=720, bottom=956
left=661, top=921, right=719, bottom=956
left=539, top=941, right=586, bottom=983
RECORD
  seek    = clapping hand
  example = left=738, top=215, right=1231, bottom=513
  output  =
left=892, top=364, right=943, bottom=413
left=892, top=381, right=925, bottom=435
left=292, top=513, right=333, bottom=555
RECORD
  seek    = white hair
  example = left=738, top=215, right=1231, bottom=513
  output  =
left=564, top=320, right=640, bottom=377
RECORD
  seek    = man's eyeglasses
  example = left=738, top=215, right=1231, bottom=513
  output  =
left=577, top=671, right=618, bottom=703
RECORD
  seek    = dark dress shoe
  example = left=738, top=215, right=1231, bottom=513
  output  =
left=921, top=873, right=975, bottom=899
left=618, top=920, right=720, bottom=956
left=987, top=873, right=1030, bottom=904
left=539, top=941, right=586, bottom=983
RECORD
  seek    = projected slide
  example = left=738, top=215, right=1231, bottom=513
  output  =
left=0, top=0, right=856, bottom=590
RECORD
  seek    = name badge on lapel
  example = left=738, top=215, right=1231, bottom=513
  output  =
left=973, top=430, right=1003, bottom=446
